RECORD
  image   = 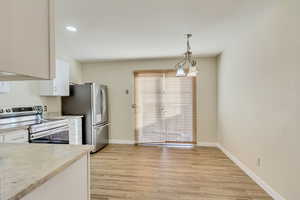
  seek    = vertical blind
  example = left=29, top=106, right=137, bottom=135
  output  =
left=135, top=71, right=195, bottom=144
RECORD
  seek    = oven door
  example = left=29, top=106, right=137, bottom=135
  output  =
left=30, top=126, right=69, bottom=144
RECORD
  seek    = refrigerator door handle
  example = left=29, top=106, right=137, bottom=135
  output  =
left=94, top=123, right=110, bottom=128
left=100, top=89, right=103, bottom=117
left=92, top=84, right=103, bottom=124
left=101, top=88, right=107, bottom=121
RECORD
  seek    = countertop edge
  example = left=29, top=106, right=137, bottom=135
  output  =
left=10, top=146, right=92, bottom=200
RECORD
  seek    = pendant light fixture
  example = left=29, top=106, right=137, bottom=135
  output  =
left=176, top=64, right=186, bottom=77
left=175, top=34, right=198, bottom=77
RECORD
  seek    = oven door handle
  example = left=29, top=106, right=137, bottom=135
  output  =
left=30, top=126, right=69, bottom=140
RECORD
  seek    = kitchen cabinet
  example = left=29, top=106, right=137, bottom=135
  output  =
left=22, top=154, right=90, bottom=200
left=2, top=144, right=91, bottom=200
left=67, top=117, right=83, bottom=145
left=40, top=59, right=70, bottom=96
left=0, top=0, right=55, bottom=80
left=1, top=129, right=29, bottom=143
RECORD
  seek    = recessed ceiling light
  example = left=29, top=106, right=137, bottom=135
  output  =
left=65, top=26, right=77, bottom=32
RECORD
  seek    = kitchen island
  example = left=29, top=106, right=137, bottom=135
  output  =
left=0, top=144, right=92, bottom=200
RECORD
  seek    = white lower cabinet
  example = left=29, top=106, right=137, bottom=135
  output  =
left=68, top=117, right=83, bottom=145
left=22, top=154, right=90, bottom=200
left=2, top=129, right=29, bottom=143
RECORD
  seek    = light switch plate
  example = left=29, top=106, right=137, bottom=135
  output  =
left=0, top=82, right=10, bottom=93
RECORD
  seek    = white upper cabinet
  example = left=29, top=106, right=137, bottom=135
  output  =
left=40, top=59, right=70, bottom=96
left=0, top=0, right=55, bottom=80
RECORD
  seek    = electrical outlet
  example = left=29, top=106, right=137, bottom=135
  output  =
left=0, top=82, right=10, bottom=93
left=44, top=105, right=48, bottom=112
left=257, top=158, right=261, bottom=168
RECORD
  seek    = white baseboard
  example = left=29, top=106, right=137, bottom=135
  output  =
left=216, top=144, right=286, bottom=200
left=196, top=142, right=217, bottom=147
left=109, top=139, right=135, bottom=145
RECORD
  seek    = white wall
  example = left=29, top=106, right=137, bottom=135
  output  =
left=57, top=56, right=83, bottom=84
left=82, top=57, right=217, bottom=144
left=218, top=0, right=300, bottom=199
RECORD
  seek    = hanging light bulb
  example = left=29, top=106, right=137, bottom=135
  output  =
left=176, top=64, right=186, bottom=77
left=187, top=66, right=198, bottom=77
left=187, top=60, right=198, bottom=77
left=183, top=56, right=191, bottom=71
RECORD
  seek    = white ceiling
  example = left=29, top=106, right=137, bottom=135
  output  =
left=55, top=0, right=274, bottom=63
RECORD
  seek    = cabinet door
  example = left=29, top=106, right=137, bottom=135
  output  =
left=3, top=130, right=29, bottom=143
left=22, top=155, right=90, bottom=200
left=69, top=118, right=83, bottom=145
left=0, top=0, right=55, bottom=80
left=55, top=60, right=70, bottom=96
left=0, top=0, right=10, bottom=73
left=40, top=59, right=70, bottom=96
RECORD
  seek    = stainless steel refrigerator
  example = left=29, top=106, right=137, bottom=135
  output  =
left=62, top=83, right=109, bottom=153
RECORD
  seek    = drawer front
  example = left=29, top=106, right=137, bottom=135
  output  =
left=3, top=131, right=29, bottom=143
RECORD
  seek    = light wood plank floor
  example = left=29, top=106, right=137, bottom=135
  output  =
left=91, top=144, right=272, bottom=200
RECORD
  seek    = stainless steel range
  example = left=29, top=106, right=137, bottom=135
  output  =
left=0, top=106, right=69, bottom=144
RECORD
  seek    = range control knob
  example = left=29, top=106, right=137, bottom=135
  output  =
left=6, top=109, right=11, bottom=113
left=0, top=109, right=4, bottom=113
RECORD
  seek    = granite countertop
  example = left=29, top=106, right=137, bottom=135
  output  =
left=0, top=144, right=92, bottom=200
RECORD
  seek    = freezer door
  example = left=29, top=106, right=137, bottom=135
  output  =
left=92, top=84, right=108, bottom=125
left=92, top=123, right=109, bottom=152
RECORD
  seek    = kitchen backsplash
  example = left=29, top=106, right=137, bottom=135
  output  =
left=0, top=81, right=61, bottom=113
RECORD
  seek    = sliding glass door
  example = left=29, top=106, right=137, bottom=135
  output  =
left=134, top=70, right=196, bottom=144
left=135, top=72, right=165, bottom=143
